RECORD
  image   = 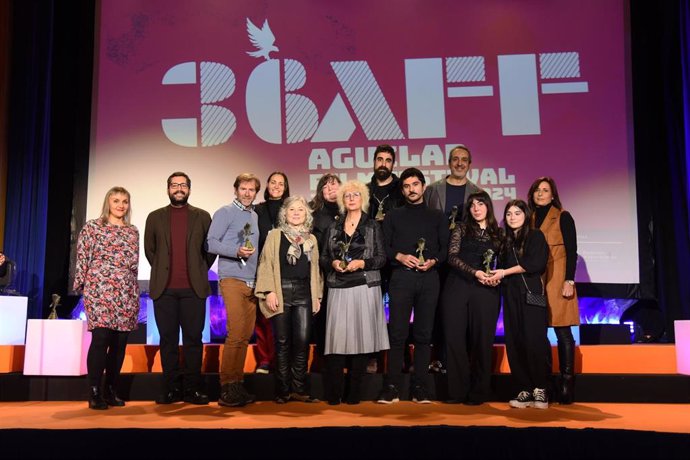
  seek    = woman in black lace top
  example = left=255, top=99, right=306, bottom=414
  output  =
left=440, top=190, right=502, bottom=405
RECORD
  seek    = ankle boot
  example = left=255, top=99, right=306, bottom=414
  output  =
left=556, top=331, right=576, bottom=404
left=88, top=386, right=108, bottom=410
left=559, top=374, right=575, bottom=405
left=104, top=385, right=125, bottom=407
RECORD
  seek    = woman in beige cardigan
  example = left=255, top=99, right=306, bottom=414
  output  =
left=255, top=196, right=322, bottom=403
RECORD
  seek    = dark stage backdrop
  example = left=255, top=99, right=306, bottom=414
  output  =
left=3, top=1, right=690, bottom=339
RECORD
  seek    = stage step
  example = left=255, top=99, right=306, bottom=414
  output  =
left=0, top=343, right=680, bottom=374
left=1, top=372, right=689, bottom=403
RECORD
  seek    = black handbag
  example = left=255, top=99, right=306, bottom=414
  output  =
left=513, top=247, right=547, bottom=307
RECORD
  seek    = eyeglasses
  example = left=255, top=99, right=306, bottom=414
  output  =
left=343, top=192, right=361, bottom=200
left=169, top=182, right=189, bottom=190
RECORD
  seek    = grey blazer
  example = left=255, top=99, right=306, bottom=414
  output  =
left=424, top=176, right=482, bottom=213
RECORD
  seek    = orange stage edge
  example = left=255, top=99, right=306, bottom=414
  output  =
left=0, top=343, right=680, bottom=374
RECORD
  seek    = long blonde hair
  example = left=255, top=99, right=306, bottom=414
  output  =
left=99, top=186, right=132, bottom=225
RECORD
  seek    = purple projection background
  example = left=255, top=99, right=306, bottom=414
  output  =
left=89, top=0, right=637, bottom=288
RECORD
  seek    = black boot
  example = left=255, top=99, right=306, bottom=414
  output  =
left=88, top=386, right=108, bottom=410
left=555, top=327, right=576, bottom=404
left=346, top=355, right=367, bottom=405
left=103, top=385, right=125, bottom=407
left=325, top=355, right=345, bottom=405
left=559, top=374, right=575, bottom=404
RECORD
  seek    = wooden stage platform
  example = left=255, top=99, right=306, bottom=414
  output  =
left=1, top=343, right=689, bottom=459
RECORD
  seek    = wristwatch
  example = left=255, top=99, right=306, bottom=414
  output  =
left=565, top=280, right=575, bottom=286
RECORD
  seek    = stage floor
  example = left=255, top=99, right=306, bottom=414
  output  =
left=1, top=400, right=689, bottom=434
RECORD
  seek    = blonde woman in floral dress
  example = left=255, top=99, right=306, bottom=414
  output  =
left=75, top=186, right=140, bottom=410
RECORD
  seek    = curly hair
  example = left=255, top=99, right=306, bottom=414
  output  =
left=336, top=180, right=370, bottom=214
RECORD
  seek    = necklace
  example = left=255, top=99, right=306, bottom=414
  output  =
left=374, top=194, right=389, bottom=221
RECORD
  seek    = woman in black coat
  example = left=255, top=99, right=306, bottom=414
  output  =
left=487, top=199, right=549, bottom=409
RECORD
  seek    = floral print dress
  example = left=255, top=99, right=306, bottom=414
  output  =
left=74, top=219, right=140, bottom=331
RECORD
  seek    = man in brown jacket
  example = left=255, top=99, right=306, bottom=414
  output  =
left=144, top=172, right=216, bottom=405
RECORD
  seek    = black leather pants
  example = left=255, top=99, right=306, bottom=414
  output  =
left=270, top=279, right=312, bottom=396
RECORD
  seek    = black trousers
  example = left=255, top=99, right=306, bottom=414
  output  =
left=153, top=288, right=206, bottom=393
left=312, top=285, right=328, bottom=357
left=87, top=327, right=129, bottom=388
left=271, top=279, right=312, bottom=396
left=503, top=283, right=550, bottom=391
left=386, top=269, right=440, bottom=391
left=441, top=274, right=500, bottom=403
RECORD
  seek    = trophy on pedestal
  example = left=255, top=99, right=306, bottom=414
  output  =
left=47, top=294, right=61, bottom=320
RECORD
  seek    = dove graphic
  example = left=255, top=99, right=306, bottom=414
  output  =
left=246, top=18, right=279, bottom=61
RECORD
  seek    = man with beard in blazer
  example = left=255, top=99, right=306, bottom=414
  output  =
left=145, top=171, right=216, bottom=405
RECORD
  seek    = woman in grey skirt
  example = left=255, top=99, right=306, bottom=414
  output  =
left=319, top=180, right=390, bottom=405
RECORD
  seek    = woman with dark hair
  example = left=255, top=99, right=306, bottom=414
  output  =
left=441, top=190, right=502, bottom=405
left=74, top=186, right=140, bottom=410
left=320, top=180, right=389, bottom=404
left=253, top=172, right=290, bottom=374
left=527, top=176, right=579, bottom=404
left=308, top=173, right=342, bottom=371
left=255, top=196, right=322, bottom=403
left=487, top=200, right=550, bottom=408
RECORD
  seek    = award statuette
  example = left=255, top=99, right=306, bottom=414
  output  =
left=242, top=223, right=254, bottom=250
left=449, top=205, right=459, bottom=231
left=337, top=240, right=351, bottom=270
left=375, top=202, right=385, bottom=221
left=47, top=293, right=60, bottom=320
left=416, top=238, right=426, bottom=265
left=482, top=249, right=495, bottom=274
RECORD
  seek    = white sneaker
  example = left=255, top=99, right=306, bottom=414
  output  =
left=533, top=388, right=549, bottom=409
left=509, top=390, right=533, bottom=408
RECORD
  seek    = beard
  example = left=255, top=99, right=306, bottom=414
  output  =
left=168, top=192, right=189, bottom=206
left=375, top=167, right=392, bottom=181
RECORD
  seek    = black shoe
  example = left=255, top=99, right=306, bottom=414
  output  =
left=218, top=383, right=252, bottom=407
left=411, top=385, right=432, bottom=404
left=238, top=383, right=256, bottom=404
left=275, top=394, right=290, bottom=404
left=184, top=390, right=209, bottom=405
left=290, top=392, right=319, bottom=403
left=443, top=399, right=464, bottom=404
left=327, top=398, right=341, bottom=406
left=88, top=386, right=108, bottom=410
left=155, top=389, right=183, bottom=405
left=463, top=399, right=483, bottom=406
left=376, top=384, right=400, bottom=404
left=103, top=385, right=125, bottom=407
left=345, top=394, right=361, bottom=405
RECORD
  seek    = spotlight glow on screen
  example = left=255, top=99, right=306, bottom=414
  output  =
left=90, top=0, right=637, bottom=283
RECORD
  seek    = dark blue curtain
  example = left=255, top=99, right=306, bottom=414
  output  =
left=683, top=0, right=690, bottom=235
left=3, top=1, right=54, bottom=318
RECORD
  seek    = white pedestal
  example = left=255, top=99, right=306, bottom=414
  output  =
left=145, top=297, right=211, bottom=345
left=23, top=319, right=91, bottom=375
left=674, top=320, right=690, bottom=375
left=0, top=296, right=28, bottom=345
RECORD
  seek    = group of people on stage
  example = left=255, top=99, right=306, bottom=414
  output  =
left=74, top=144, right=580, bottom=411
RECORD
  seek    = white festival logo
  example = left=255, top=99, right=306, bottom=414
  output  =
left=246, top=18, right=279, bottom=61
left=161, top=18, right=589, bottom=147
